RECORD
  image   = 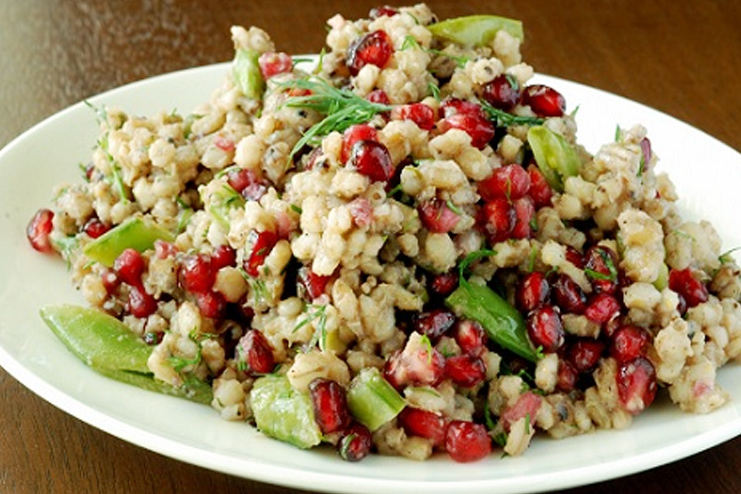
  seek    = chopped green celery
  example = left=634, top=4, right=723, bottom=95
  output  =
left=346, top=367, right=406, bottom=431
left=653, top=262, right=669, bottom=290
left=527, top=125, right=581, bottom=193
left=233, top=48, right=265, bottom=100
left=205, top=184, right=245, bottom=230
left=445, top=282, right=539, bottom=362
left=82, top=217, right=174, bottom=267
left=39, top=304, right=212, bottom=404
left=250, top=375, right=322, bottom=449
left=428, top=15, right=524, bottom=46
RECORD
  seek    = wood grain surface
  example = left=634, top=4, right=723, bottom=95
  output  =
left=1, top=1, right=739, bottom=493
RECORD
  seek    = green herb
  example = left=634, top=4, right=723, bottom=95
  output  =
left=637, top=152, right=645, bottom=177
left=290, top=204, right=303, bottom=214
left=386, top=183, right=404, bottom=198
left=51, top=235, right=79, bottom=269
left=484, top=401, right=497, bottom=430
left=492, top=429, right=508, bottom=448
left=719, top=247, right=741, bottom=264
left=458, top=248, right=497, bottom=281
left=401, top=35, right=471, bottom=67
left=526, top=244, right=539, bottom=273
left=427, top=81, right=441, bottom=101
left=481, top=101, right=544, bottom=127
left=584, top=248, right=618, bottom=282
left=84, top=100, right=109, bottom=126
left=614, top=125, right=622, bottom=142
left=445, top=199, right=463, bottom=215
left=294, top=304, right=329, bottom=351
left=419, top=334, right=434, bottom=364
left=524, top=412, right=531, bottom=434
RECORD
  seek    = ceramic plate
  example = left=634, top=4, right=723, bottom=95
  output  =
left=1, top=61, right=740, bottom=494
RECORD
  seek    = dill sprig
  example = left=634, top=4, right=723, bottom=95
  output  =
left=481, top=100, right=545, bottom=127
left=278, top=77, right=392, bottom=161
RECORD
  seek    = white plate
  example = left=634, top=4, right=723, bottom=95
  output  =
left=1, top=62, right=740, bottom=494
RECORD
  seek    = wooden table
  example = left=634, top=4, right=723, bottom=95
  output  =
left=1, top=1, right=739, bottom=493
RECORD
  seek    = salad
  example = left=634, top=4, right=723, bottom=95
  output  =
left=26, top=4, right=741, bottom=463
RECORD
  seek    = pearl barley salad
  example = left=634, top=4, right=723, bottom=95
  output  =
left=27, top=4, right=741, bottom=463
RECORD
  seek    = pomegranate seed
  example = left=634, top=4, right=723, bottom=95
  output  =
left=568, top=338, right=606, bottom=373
left=394, top=103, right=436, bottom=130
left=440, top=112, right=495, bottom=149
left=154, top=240, right=178, bottom=259
left=640, top=137, right=652, bottom=172
left=398, top=407, right=446, bottom=447
left=584, top=293, right=621, bottom=326
left=413, top=309, right=456, bottom=341
left=143, top=331, right=164, bottom=346
left=603, top=313, right=624, bottom=338
left=481, top=74, right=521, bottom=111
left=297, top=266, right=332, bottom=300
left=418, top=197, right=461, bottom=233
left=213, top=135, right=235, bottom=153
left=114, top=248, right=146, bottom=287
left=523, top=84, right=566, bottom=117
left=383, top=340, right=446, bottom=389
left=584, top=245, right=619, bottom=294
left=338, top=423, right=373, bottom=462
left=527, top=305, right=565, bottom=353
left=100, top=268, right=120, bottom=294
left=238, top=330, right=275, bottom=374
left=676, top=293, right=688, bottom=316
left=350, top=140, right=395, bottom=183
left=429, top=271, right=459, bottom=298
left=258, top=52, right=293, bottom=79
left=226, top=168, right=259, bottom=194
left=445, top=420, right=491, bottom=463
left=179, top=253, right=215, bottom=293
left=127, top=285, right=157, bottom=318
left=499, top=391, right=542, bottom=431
left=366, top=89, right=391, bottom=105
left=244, top=230, right=278, bottom=277
left=347, top=30, right=394, bottom=77
left=369, top=5, right=398, bottom=19
left=304, top=147, right=325, bottom=171
left=27, top=208, right=55, bottom=253
left=552, top=274, right=587, bottom=314
left=668, top=268, right=708, bottom=308
left=511, top=196, right=536, bottom=239
left=195, top=290, right=227, bottom=319
left=478, top=198, right=515, bottom=244
left=526, top=164, right=553, bottom=207
left=211, top=244, right=236, bottom=270
left=617, top=356, right=657, bottom=414
left=83, top=217, right=109, bottom=239
left=445, top=354, right=486, bottom=388
left=478, top=164, right=531, bottom=202
left=309, top=378, right=351, bottom=434
left=516, top=271, right=551, bottom=313
left=342, top=124, right=378, bottom=163
left=453, top=319, right=487, bottom=357
left=439, top=98, right=487, bottom=119
left=564, top=246, right=584, bottom=269
left=556, top=358, right=579, bottom=392
left=610, top=324, right=651, bottom=363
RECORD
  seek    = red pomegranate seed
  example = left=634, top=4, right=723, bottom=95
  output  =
left=413, top=309, right=456, bottom=341
left=297, top=266, right=332, bottom=300
left=26, top=208, right=55, bottom=253
left=128, top=285, right=157, bottom=318
left=584, top=245, right=619, bottom=294
left=114, top=248, right=146, bottom=287
left=516, top=271, right=551, bottom=313
left=526, top=305, right=565, bottom=353
left=244, top=230, right=278, bottom=277
left=350, top=140, right=395, bottom=183
left=478, top=197, right=515, bottom=244
left=617, top=356, right=657, bottom=414
left=453, top=319, right=487, bottom=357
left=526, top=164, right=553, bottom=207
left=481, top=74, right=521, bottom=111
left=342, top=123, right=378, bottom=163
left=523, top=84, right=566, bottom=117
left=564, top=246, right=584, bottom=269
left=309, top=378, right=351, bottom=434
left=584, top=293, right=621, bottom=326
left=429, top=271, right=459, bottom=298
left=610, top=324, right=651, bottom=363
left=100, top=268, right=120, bottom=294
left=258, top=52, right=293, bottom=79
left=338, top=423, right=373, bottom=462
left=439, top=98, right=487, bottom=119
left=196, top=290, right=227, bottom=319
left=154, top=239, right=178, bottom=259
left=445, top=354, right=486, bottom=388
left=511, top=196, right=536, bottom=239
left=445, top=420, right=491, bottom=463
left=383, top=344, right=445, bottom=389
left=640, top=137, right=652, bottom=171
left=213, top=135, right=235, bottom=153
left=211, top=244, right=236, bottom=270
left=668, top=268, right=708, bottom=308
left=552, top=274, right=587, bottom=314
left=394, top=103, right=436, bottom=130
left=499, top=391, right=543, bottom=431
left=398, top=407, right=446, bottom=447
left=347, top=30, right=394, bottom=77
left=478, top=164, right=531, bottom=202
left=568, top=338, right=606, bottom=373
left=556, top=358, right=579, bottom=392
left=83, top=217, right=109, bottom=239
left=418, top=197, right=461, bottom=233
left=238, top=330, right=275, bottom=374
left=226, top=168, right=259, bottom=194
left=440, top=112, right=496, bottom=149
left=369, top=5, right=398, bottom=19
left=366, top=89, right=391, bottom=105
left=179, top=253, right=215, bottom=293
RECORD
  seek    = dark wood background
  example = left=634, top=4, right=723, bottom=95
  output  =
left=1, top=1, right=740, bottom=493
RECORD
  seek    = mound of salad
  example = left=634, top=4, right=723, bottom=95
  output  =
left=27, top=4, right=741, bottom=463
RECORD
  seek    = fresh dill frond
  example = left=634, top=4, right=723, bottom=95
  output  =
left=481, top=101, right=545, bottom=127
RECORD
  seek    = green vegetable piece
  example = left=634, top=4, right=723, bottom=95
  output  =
left=346, top=367, right=406, bottom=431
left=204, top=184, right=245, bottom=230
left=445, top=282, right=539, bottom=362
left=428, top=15, right=524, bottom=46
left=82, top=217, right=174, bottom=267
left=527, top=125, right=581, bottom=193
left=250, top=375, right=322, bottom=449
left=39, top=304, right=212, bottom=404
left=233, top=48, right=265, bottom=100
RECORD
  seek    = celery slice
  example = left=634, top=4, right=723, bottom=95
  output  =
left=233, top=48, right=265, bottom=100
left=82, top=217, right=174, bottom=267
left=428, top=15, right=524, bottom=46
left=346, top=367, right=405, bottom=431
left=527, top=125, right=581, bottom=193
